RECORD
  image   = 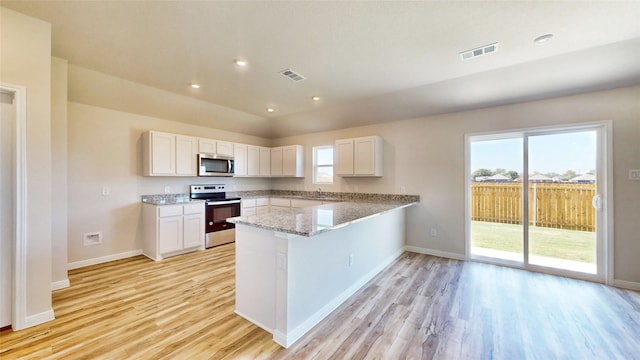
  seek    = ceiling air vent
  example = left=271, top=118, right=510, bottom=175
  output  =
left=279, top=68, right=306, bottom=82
left=460, top=43, right=499, bottom=61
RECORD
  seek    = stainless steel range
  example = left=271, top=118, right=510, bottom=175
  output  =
left=190, top=184, right=241, bottom=248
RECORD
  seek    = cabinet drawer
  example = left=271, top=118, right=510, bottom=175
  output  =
left=256, top=206, right=270, bottom=215
left=242, top=199, right=257, bottom=208
left=158, top=205, right=183, bottom=218
left=256, top=198, right=270, bottom=206
left=183, top=203, right=204, bottom=215
left=242, top=208, right=256, bottom=216
left=270, top=198, right=291, bottom=207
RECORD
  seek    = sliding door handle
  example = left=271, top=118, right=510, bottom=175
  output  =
left=592, top=194, right=602, bottom=210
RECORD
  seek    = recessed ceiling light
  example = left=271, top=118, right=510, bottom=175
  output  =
left=534, top=34, right=554, bottom=43
left=266, top=107, right=276, bottom=113
left=234, top=58, right=248, bottom=66
left=312, top=96, right=321, bottom=101
left=190, top=84, right=200, bottom=89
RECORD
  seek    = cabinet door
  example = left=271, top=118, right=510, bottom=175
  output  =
left=183, top=213, right=204, bottom=249
left=247, top=145, right=260, bottom=176
left=234, top=144, right=248, bottom=177
left=354, top=136, right=382, bottom=176
left=259, top=147, right=271, bottom=176
left=282, top=145, right=303, bottom=177
left=198, top=138, right=217, bottom=154
left=150, top=132, right=176, bottom=175
left=176, top=135, right=197, bottom=176
left=334, top=139, right=354, bottom=175
left=158, top=216, right=182, bottom=254
left=216, top=141, right=234, bottom=157
left=270, top=147, right=283, bottom=176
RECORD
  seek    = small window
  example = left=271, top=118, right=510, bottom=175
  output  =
left=313, top=146, right=334, bottom=184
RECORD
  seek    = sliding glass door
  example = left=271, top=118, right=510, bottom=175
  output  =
left=467, top=123, right=608, bottom=282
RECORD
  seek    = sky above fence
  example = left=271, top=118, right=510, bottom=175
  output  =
left=471, top=130, right=596, bottom=175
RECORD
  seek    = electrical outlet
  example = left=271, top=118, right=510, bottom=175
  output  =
left=629, top=169, right=640, bottom=180
left=164, top=186, right=171, bottom=193
left=400, top=186, right=407, bottom=194
left=349, top=254, right=354, bottom=267
left=430, top=228, right=437, bottom=236
left=101, top=186, right=110, bottom=196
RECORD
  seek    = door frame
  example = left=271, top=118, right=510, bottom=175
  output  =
left=464, top=120, right=614, bottom=285
left=1, top=82, right=28, bottom=330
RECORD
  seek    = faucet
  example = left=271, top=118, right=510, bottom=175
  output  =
left=315, top=187, right=323, bottom=197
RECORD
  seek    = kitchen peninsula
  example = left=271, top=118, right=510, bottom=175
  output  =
left=228, top=194, right=418, bottom=348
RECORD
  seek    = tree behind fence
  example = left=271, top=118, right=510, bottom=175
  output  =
left=471, top=182, right=595, bottom=232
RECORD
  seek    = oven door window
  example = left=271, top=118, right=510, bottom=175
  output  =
left=207, top=203, right=240, bottom=232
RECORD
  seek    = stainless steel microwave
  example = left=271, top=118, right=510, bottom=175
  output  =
left=198, top=154, right=234, bottom=176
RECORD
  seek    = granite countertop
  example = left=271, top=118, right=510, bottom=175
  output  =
left=227, top=200, right=417, bottom=237
left=141, top=193, right=205, bottom=206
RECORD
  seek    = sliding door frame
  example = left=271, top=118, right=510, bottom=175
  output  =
left=464, top=120, right=613, bottom=285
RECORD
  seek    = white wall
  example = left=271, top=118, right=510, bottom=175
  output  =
left=66, top=96, right=273, bottom=265
left=51, top=57, right=69, bottom=289
left=272, top=86, right=640, bottom=284
left=0, top=7, right=53, bottom=322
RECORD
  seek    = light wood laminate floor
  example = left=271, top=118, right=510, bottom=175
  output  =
left=2, top=244, right=639, bottom=359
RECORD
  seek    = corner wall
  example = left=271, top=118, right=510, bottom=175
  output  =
left=0, top=7, right=53, bottom=324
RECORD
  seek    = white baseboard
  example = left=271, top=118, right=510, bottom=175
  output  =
left=51, top=279, right=70, bottom=291
left=23, top=309, right=55, bottom=329
left=613, top=279, right=640, bottom=291
left=67, top=249, right=143, bottom=270
left=277, top=248, right=404, bottom=348
left=403, top=245, right=466, bottom=261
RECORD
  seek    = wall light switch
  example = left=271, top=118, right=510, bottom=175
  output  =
left=164, top=186, right=171, bottom=193
left=629, top=169, right=640, bottom=181
left=101, top=186, right=110, bottom=196
left=400, top=186, right=407, bottom=194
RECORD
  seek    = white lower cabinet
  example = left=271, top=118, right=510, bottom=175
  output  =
left=242, top=198, right=270, bottom=215
left=290, top=199, right=322, bottom=208
left=143, top=202, right=205, bottom=261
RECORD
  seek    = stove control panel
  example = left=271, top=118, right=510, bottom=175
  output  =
left=190, top=184, right=226, bottom=194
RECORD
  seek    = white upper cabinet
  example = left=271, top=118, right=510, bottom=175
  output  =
left=247, top=145, right=260, bottom=176
left=198, top=138, right=233, bottom=157
left=271, top=145, right=304, bottom=177
left=259, top=147, right=271, bottom=176
left=143, top=131, right=196, bottom=176
left=282, top=145, right=304, bottom=177
left=335, top=136, right=383, bottom=177
left=176, top=135, right=198, bottom=176
left=144, top=130, right=304, bottom=178
left=198, top=138, right=217, bottom=154
left=233, top=143, right=248, bottom=177
left=216, top=141, right=234, bottom=157
left=270, top=147, right=283, bottom=176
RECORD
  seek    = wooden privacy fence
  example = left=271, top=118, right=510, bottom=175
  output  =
left=471, top=182, right=596, bottom=232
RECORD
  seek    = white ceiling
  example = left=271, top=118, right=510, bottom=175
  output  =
left=3, top=1, right=640, bottom=138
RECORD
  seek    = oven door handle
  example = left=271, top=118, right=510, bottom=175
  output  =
left=206, top=200, right=241, bottom=206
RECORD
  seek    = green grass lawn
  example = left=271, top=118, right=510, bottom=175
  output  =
left=471, top=221, right=596, bottom=263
